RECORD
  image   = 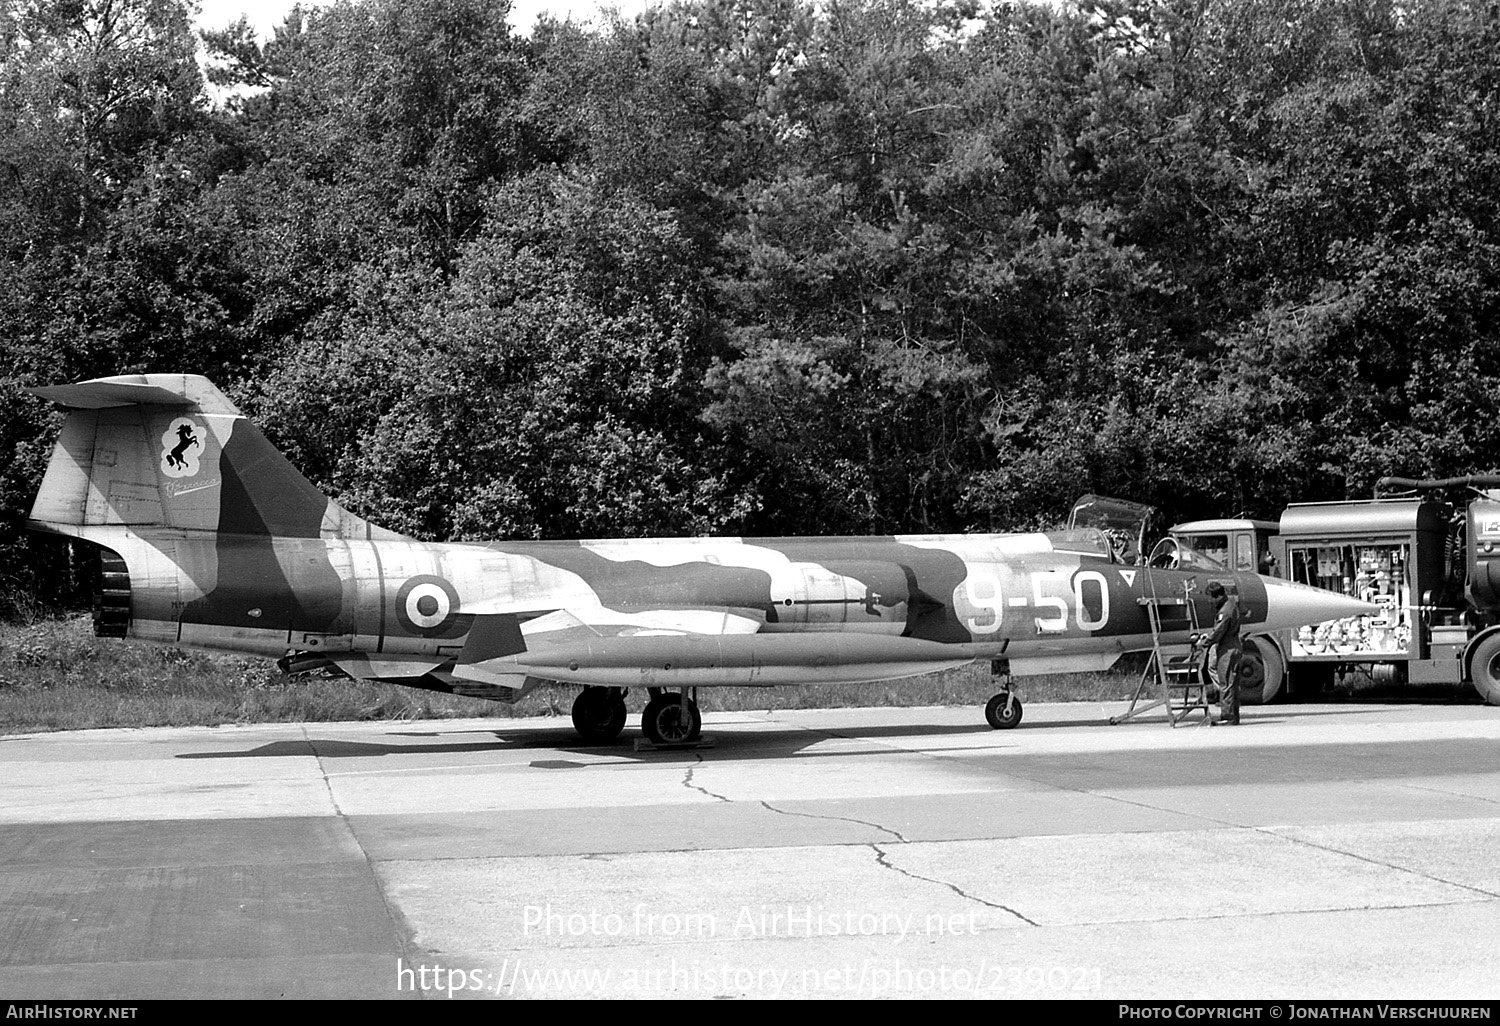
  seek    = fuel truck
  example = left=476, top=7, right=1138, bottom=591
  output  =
left=1163, top=475, right=1500, bottom=705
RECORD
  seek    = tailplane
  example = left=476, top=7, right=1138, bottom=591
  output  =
left=27, top=374, right=398, bottom=542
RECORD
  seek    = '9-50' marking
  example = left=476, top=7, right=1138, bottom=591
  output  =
left=958, top=570, right=1110, bottom=635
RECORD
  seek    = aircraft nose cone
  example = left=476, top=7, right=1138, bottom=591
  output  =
left=1259, top=578, right=1380, bottom=632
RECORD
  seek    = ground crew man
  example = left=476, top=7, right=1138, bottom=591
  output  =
left=1198, top=580, right=1242, bottom=725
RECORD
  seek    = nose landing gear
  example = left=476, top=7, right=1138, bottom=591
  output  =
left=984, top=658, right=1023, bottom=729
left=985, top=689, right=1023, bottom=729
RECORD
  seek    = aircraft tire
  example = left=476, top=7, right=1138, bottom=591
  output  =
left=642, top=694, right=702, bottom=745
left=571, top=687, right=627, bottom=743
left=1236, top=638, right=1284, bottom=705
left=1469, top=633, right=1500, bottom=705
left=984, top=692, right=1023, bottom=729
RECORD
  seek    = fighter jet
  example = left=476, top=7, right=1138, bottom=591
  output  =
left=24, top=374, right=1374, bottom=743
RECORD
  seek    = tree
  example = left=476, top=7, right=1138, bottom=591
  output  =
left=252, top=169, right=751, bottom=541
left=1, top=0, right=203, bottom=231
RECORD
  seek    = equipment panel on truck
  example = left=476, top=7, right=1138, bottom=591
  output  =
left=1274, top=499, right=1448, bottom=669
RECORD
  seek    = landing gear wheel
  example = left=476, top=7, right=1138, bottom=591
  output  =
left=571, top=687, right=627, bottom=743
left=1469, top=633, right=1500, bottom=705
left=1236, top=638, right=1285, bottom=705
left=985, top=692, right=1023, bottom=729
left=641, top=694, right=702, bottom=744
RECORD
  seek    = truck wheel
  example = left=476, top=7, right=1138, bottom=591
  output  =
left=1289, top=664, right=1335, bottom=701
left=1469, top=634, right=1500, bottom=705
left=1236, top=638, right=1285, bottom=705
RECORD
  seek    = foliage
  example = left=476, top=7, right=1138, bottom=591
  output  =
left=5, top=0, right=1500, bottom=609
left=0, top=614, right=1141, bottom=732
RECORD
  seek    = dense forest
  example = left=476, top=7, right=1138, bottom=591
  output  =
left=2, top=0, right=1498, bottom=613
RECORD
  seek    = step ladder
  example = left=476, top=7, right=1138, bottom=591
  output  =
left=1109, top=578, right=1212, bottom=727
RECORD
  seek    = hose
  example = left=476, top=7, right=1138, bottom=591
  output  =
left=1376, top=474, right=1500, bottom=497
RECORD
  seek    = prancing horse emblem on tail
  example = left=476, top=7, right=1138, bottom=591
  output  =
left=160, top=418, right=202, bottom=478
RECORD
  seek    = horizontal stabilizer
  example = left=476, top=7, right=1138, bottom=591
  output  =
left=28, top=374, right=241, bottom=414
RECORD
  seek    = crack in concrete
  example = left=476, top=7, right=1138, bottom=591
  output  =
left=769, top=714, right=1240, bottom=835
left=871, top=843, right=1038, bottom=926
left=1038, top=894, right=1496, bottom=928
left=1396, top=780, right=1500, bottom=808
left=955, top=769, right=1500, bottom=909
left=684, top=755, right=731, bottom=802
left=757, top=799, right=907, bottom=842
left=1256, top=825, right=1500, bottom=901
left=727, top=711, right=1500, bottom=925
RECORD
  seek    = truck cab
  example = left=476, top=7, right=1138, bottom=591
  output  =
left=1156, top=519, right=1284, bottom=703
left=1153, top=519, right=1280, bottom=576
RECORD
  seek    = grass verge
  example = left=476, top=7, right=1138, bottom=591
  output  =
left=0, top=615, right=1149, bottom=734
left=12, top=615, right=1470, bottom=735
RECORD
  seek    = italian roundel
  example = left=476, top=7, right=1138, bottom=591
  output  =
left=395, top=575, right=464, bottom=638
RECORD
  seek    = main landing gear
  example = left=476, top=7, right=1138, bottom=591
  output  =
left=985, top=658, right=1023, bottom=729
left=640, top=687, right=702, bottom=745
left=570, top=686, right=627, bottom=743
left=570, top=686, right=703, bottom=745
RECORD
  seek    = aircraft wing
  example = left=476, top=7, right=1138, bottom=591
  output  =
left=522, top=608, right=764, bottom=641
left=449, top=607, right=764, bottom=691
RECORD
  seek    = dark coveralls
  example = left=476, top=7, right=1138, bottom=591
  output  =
left=1202, top=591, right=1242, bottom=725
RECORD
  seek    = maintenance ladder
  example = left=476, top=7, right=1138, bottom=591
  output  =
left=1109, top=583, right=1212, bottom=727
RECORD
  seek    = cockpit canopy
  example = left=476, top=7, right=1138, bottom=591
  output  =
left=1066, top=494, right=1158, bottom=564
left=1044, top=527, right=1117, bottom=561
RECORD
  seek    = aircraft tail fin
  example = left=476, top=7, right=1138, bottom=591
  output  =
left=27, top=373, right=399, bottom=542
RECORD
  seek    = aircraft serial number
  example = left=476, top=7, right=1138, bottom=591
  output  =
left=956, top=569, right=1111, bottom=636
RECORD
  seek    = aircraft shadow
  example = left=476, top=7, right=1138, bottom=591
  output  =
left=1241, top=706, right=1392, bottom=722
left=171, top=704, right=1415, bottom=763
left=177, top=738, right=516, bottom=759
left=173, top=721, right=1013, bottom=761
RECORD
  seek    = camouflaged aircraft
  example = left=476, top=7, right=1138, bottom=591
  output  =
left=25, top=374, right=1376, bottom=744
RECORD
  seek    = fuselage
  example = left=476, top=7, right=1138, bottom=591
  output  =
left=84, top=523, right=1264, bottom=685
